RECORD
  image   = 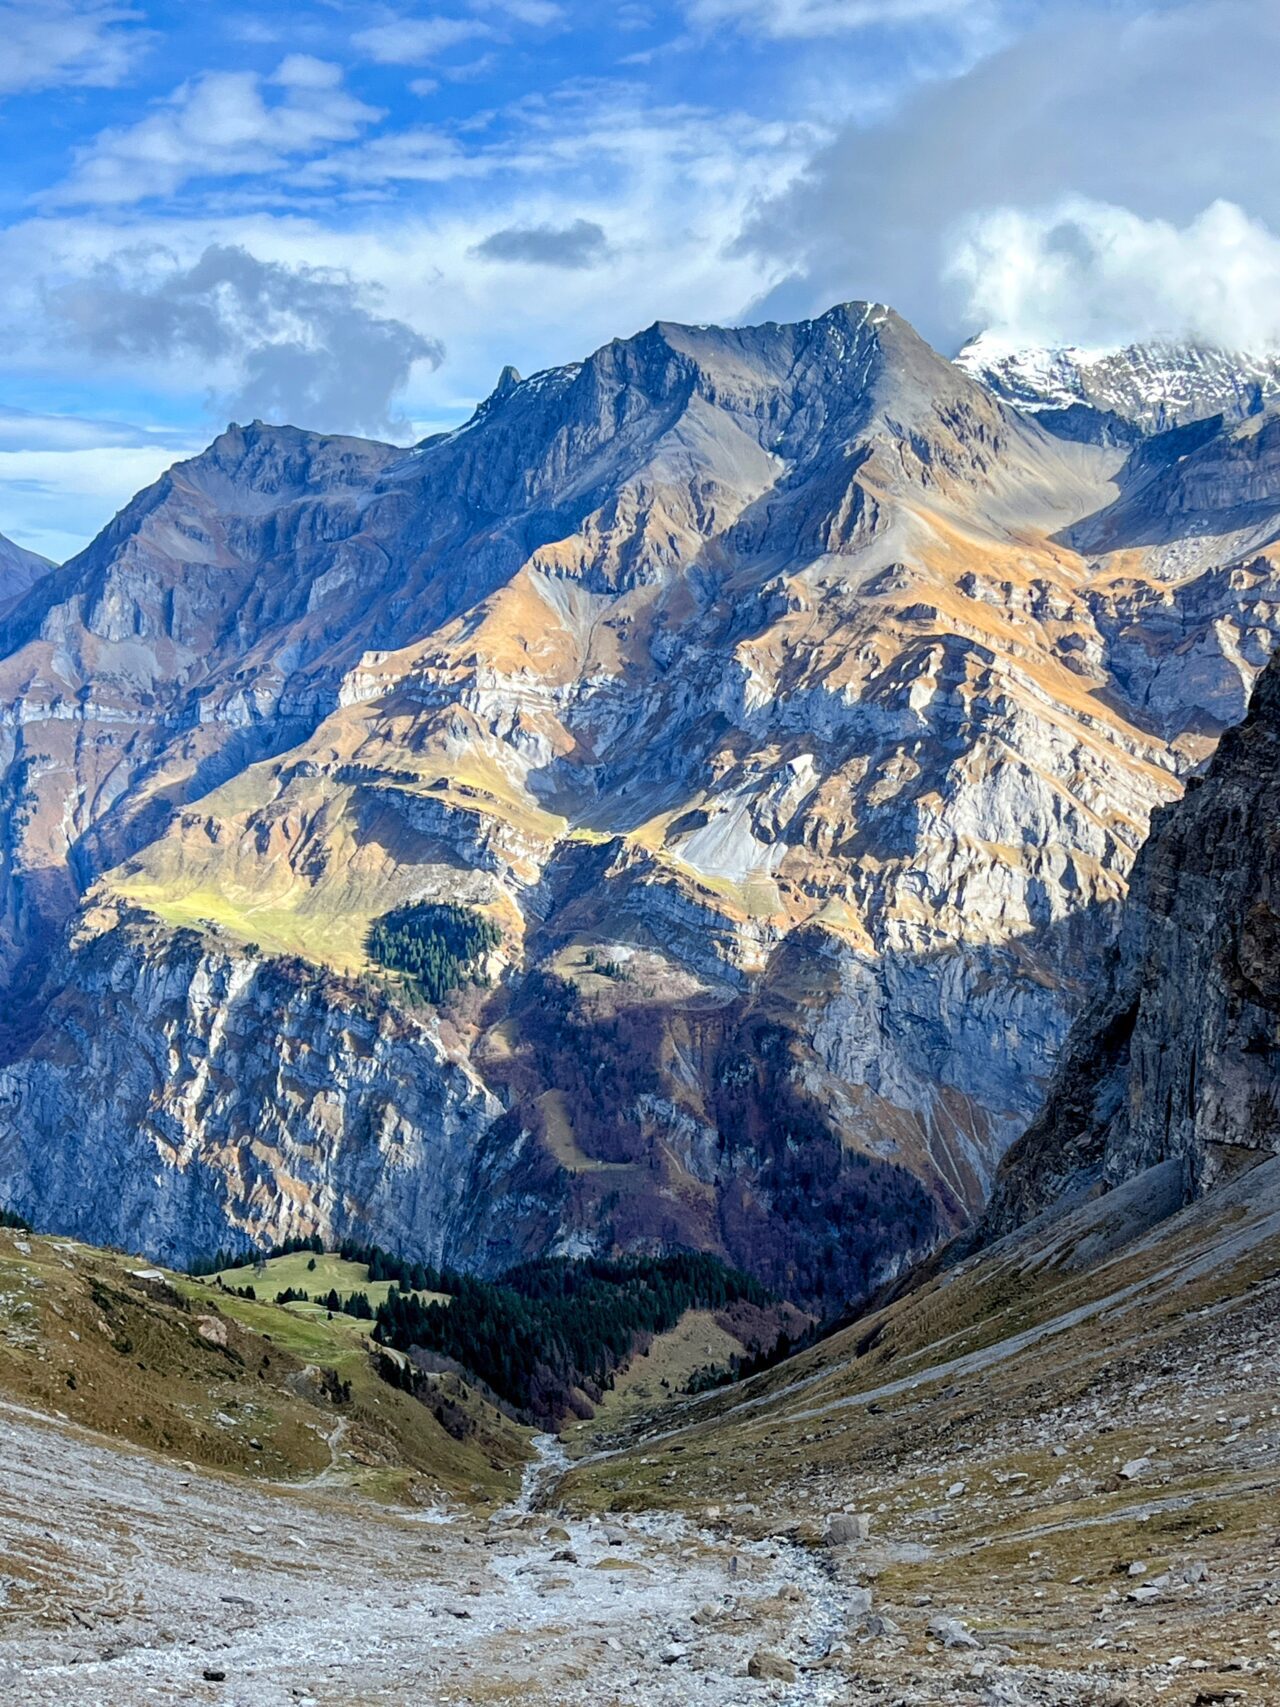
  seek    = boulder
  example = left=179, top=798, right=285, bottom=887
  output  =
left=927, top=1615, right=980, bottom=1650
left=824, top=1513, right=871, bottom=1547
left=748, top=1649, right=797, bottom=1682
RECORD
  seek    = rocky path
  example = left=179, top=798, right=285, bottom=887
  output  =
left=0, top=1400, right=864, bottom=1706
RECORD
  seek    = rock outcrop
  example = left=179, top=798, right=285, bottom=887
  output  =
left=984, top=648, right=1280, bottom=1235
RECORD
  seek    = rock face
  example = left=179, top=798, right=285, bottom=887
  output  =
left=0, top=913, right=500, bottom=1268
left=1, top=302, right=1279, bottom=1294
left=984, top=649, right=1280, bottom=1234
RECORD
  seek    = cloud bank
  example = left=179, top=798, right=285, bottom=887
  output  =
left=738, top=1, right=1280, bottom=351
left=46, top=245, right=440, bottom=437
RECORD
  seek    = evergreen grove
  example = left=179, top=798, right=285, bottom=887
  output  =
left=365, top=902, right=500, bottom=1005
left=371, top=1252, right=770, bottom=1427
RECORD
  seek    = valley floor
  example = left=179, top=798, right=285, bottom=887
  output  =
left=3, top=1164, right=1280, bottom=1705
left=1, top=1280, right=1277, bottom=1704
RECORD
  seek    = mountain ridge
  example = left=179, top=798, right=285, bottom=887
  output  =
left=1, top=300, right=1279, bottom=1306
left=956, top=329, right=1280, bottom=434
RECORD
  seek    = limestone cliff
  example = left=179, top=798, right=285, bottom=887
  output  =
left=0, top=910, right=500, bottom=1268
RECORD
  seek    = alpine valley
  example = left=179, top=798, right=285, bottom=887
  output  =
left=3, top=303, right=1280, bottom=1706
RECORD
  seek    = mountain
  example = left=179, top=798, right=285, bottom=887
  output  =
left=982, top=641, right=1280, bottom=1235
left=5, top=632, right=1280, bottom=1706
left=956, top=330, right=1280, bottom=439
left=555, top=657, right=1280, bottom=1693
left=0, top=530, right=53, bottom=607
left=1, top=302, right=1279, bottom=1304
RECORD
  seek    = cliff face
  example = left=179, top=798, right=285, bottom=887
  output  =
left=0, top=912, right=501, bottom=1268
left=2, top=305, right=1280, bottom=1296
left=984, top=650, right=1280, bottom=1235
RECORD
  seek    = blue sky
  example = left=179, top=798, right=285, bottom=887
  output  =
left=0, top=0, right=1276, bottom=559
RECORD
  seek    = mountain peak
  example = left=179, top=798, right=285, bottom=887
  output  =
left=957, top=330, right=1280, bottom=432
left=0, top=530, right=54, bottom=605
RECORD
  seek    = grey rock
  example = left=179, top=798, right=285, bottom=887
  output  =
left=824, top=1513, right=871, bottom=1547
left=927, top=1615, right=981, bottom=1649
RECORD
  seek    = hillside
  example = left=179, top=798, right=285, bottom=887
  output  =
left=0, top=1221, right=526, bottom=1503
left=2, top=303, right=1280, bottom=1308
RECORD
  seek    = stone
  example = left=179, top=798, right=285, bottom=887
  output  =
left=748, top=1650, right=797, bottom=1682
left=846, top=1585, right=874, bottom=1623
left=1126, top=1584, right=1162, bottom=1605
left=1119, top=1457, right=1151, bottom=1480
left=927, top=1615, right=980, bottom=1650
left=824, top=1513, right=871, bottom=1547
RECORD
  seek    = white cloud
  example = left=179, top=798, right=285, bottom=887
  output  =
left=479, top=0, right=564, bottom=21
left=946, top=198, right=1280, bottom=353
left=0, top=1, right=146, bottom=96
left=737, top=1, right=1280, bottom=350
left=352, top=16, right=491, bottom=64
left=0, top=442, right=198, bottom=564
left=684, top=0, right=988, bottom=38
left=50, top=61, right=381, bottom=206
left=0, top=403, right=175, bottom=452
left=272, top=54, right=345, bottom=91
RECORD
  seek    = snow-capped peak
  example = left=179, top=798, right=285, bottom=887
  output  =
left=956, top=331, right=1280, bottom=432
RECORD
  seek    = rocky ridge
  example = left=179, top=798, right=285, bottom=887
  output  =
left=956, top=330, right=1280, bottom=436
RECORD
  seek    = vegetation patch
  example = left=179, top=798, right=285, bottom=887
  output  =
left=366, top=902, right=501, bottom=1005
left=374, top=1252, right=773, bottom=1429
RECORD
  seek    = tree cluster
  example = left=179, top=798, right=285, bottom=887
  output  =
left=372, top=1252, right=770, bottom=1428
left=365, top=903, right=500, bottom=1005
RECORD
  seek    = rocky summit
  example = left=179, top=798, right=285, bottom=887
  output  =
left=1, top=303, right=1280, bottom=1308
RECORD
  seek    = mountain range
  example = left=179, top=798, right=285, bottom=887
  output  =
left=1, top=302, right=1279, bottom=1312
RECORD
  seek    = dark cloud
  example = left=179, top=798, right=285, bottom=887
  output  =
left=471, top=218, right=609, bottom=269
left=736, top=0, right=1280, bottom=349
left=45, top=245, right=440, bottom=438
